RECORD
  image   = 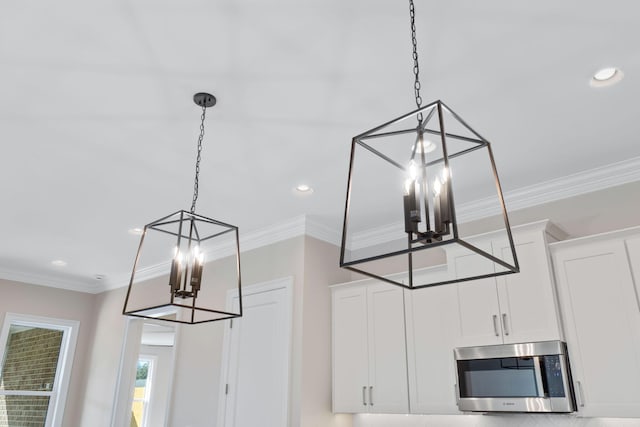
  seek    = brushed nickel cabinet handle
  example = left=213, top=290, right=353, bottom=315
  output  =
left=362, top=386, right=367, bottom=406
left=492, top=315, right=500, bottom=336
left=369, top=386, right=374, bottom=406
left=502, top=313, right=509, bottom=336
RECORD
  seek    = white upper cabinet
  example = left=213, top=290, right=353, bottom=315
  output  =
left=332, top=285, right=370, bottom=413
left=452, top=221, right=564, bottom=347
left=494, top=230, right=562, bottom=344
left=404, top=279, right=460, bottom=414
left=454, top=240, right=504, bottom=346
left=551, top=229, right=640, bottom=418
left=366, top=284, right=410, bottom=413
left=332, top=281, right=409, bottom=414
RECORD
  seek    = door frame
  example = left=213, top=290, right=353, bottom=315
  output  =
left=216, top=276, right=294, bottom=427
left=111, top=316, right=179, bottom=427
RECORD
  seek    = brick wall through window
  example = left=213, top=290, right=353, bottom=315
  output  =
left=0, top=327, right=63, bottom=427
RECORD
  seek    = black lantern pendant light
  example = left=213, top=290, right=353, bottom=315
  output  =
left=123, top=93, right=242, bottom=324
left=340, top=1, right=519, bottom=289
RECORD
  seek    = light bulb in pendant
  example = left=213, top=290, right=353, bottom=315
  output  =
left=190, top=245, right=205, bottom=292
left=433, top=177, right=442, bottom=197
left=404, top=179, right=413, bottom=196
left=169, top=246, right=184, bottom=292
left=408, top=160, right=418, bottom=181
left=441, top=166, right=450, bottom=182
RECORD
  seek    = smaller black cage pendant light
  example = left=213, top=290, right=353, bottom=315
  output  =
left=123, top=93, right=242, bottom=324
left=340, top=1, right=519, bottom=289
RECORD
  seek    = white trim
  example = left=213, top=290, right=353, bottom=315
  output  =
left=346, top=158, right=640, bottom=250
left=4, top=156, right=639, bottom=294
left=0, top=266, right=102, bottom=293
left=0, top=313, right=79, bottom=427
left=111, top=316, right=179, bottom=427
left=217, top=276, right=294, bottom=427
left=0, top=390, right=54, bottom=397
left=549, top=224, right=640, bottom=252
left=455, top=155, right=640, bottom=223
left=110, top=318, right=140, bottom=427
left=101, top=217, right=337, bottom=293
left=162, top=323, right=180, bottom=427
left=502, top=156, right=640, bottom=215
left=305, top=218, right=343, bottom=244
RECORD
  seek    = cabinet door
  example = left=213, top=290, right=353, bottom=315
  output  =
left=453, top=243, right=503, bottom=347
left=405, top=285, right=460, bottom=414
left=495, top=234, right=562, bottom=344
left=332, top=286, right=369, bottom=413
left=554, top=240, right=640, bottom=417
left=367, top=284, right=409, bottom=413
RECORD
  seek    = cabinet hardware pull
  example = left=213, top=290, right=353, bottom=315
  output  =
left=369, top=386, right=374, bottom=406
left=362, top=386, right=367, bottom=406
left=492, top=315, right=500, bottom=336
left=576, top=381, right=585, bottom=407
left=502, top=313, right=509, bottom=335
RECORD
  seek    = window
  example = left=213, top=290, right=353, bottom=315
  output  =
left=130, top=357, right=155, bottom=427
left=0, top=314, right=78, bottom=427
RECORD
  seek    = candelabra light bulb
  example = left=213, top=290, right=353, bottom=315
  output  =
left=404, top=179, right=413, bottom=196
left=433, top=177, right=442, bottom=197
left=442, top=166, right=450, bottom=182
left=408, top=160, right=418, bottom=181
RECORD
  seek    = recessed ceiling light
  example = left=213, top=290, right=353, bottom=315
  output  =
left=590, top=67, right=623, bottom=87
left=51, top=260, right=67, bottom=267
left=412, top=140, right=436, bottom=154
left=128, top=228, right=144, bottom=236
left=296, top=184, right=313, bottom=193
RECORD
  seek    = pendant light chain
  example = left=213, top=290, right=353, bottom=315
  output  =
left=409, top=0, right=423, bottom=123
left=190, top=105, right=207, bottom=214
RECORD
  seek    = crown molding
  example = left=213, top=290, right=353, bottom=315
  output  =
left=304, top=218, right=343, bottom=245
left=347, top=156, right=640, bottom=249
left=0, top=266, right=103, bottom=294
left=101, top=215, right=342, bottom=292
left=459, top=155, right=640, bottom=223
left=4, top=157, right=639, bottom=294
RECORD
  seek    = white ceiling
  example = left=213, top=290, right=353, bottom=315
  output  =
left=1, top=0, right=639, bottom=292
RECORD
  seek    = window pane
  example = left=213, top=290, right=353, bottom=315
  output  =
left=1, top=326, right=63, bottom=392
left=131, top=359, right=151, bottom=427
left=0, top=395, right=50, bottom=426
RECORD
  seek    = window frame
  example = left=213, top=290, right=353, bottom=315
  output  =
left=131, top=355, right=156, bottom=427
left=0, top=313, right=79, bottom=427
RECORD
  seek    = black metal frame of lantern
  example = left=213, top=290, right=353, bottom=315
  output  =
left=123, top=93, right=243, bottom=325
left=339, top=99, right=519, bottom=290
left=339, top=0, right=518, bottom=289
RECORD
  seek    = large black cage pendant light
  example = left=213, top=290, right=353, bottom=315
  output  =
left=123, top=93, right=242, bottom=324
left=340, top=1, right=519, bottom=290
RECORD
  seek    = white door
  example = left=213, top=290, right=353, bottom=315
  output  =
left=220, top=279, right=292, bottom=427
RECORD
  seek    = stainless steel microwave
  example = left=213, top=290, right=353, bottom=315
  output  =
left=454, top=341, right=576, bottom=413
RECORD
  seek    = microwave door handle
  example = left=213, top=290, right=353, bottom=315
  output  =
left=533, top=356, right=546, bottom=397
